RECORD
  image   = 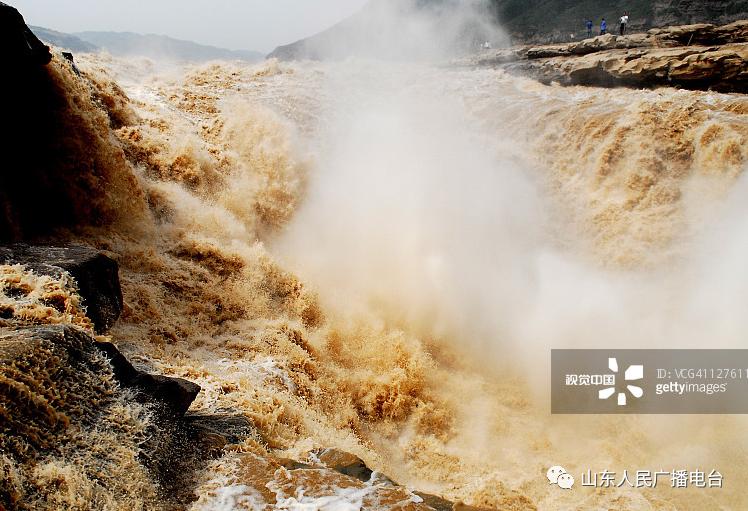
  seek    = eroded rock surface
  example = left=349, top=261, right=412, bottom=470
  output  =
left=460, top=20, right=748, bottom=92
left=0, top=248, right=206, bottom=509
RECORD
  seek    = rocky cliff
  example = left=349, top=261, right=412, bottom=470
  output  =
left=457, top=20, right=748, bottom=92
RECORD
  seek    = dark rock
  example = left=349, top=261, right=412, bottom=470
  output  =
left=0, top=2, right=51, bottom=67
left=133, top=374, right=201, bottom=416
left=93, top=342, right=202, bottom=503
left=96, top=340, right=200, bottom=416
left=0, top=247, right=199, bottom=414
left=0, top=244, right=123, bottom=333
left=95, top=340, right=141, bottom=381
left=61, top=51, right=81, bottom=75
left=183, top=411, right=257, bottom=457
left=1, top=4, right=145, bottom=242
left=185, top=411, right=255, bottom=445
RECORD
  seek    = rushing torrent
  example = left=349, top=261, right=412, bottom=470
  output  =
left=4, top=48, right=748, bottom=510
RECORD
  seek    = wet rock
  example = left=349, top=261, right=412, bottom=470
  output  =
left=185, top=410, right=255, bottom=445
left=0, top=244, right=123, bottom=333
left=96, top=340, right=200, bottom=416
left=134, top=374, right=201, bottom=416
left=0, top=249, right=199, bottom=414
left=0, top=325, right=115, bottom=455
left=0, top=2, right=51, bottom=67
left=61, top=50, right=81, bottom=75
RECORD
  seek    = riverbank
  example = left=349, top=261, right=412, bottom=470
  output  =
left=456, top=20, right=748, bottom=92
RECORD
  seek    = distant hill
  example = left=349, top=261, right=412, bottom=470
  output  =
left=74, top=31, right=264, bottom=62
left=30, top=26, right=98, bottom=53
left=31, top=26, right=263, bottom=63
left=269, top=0, right=506, bottom=61
left=269, top=0, right=748, bottom=59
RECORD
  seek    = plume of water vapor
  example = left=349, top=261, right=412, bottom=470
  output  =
left=273, top=0, right=508, bottom=62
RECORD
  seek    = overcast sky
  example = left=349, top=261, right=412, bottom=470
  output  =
left=11, top=0, right=370, bottom=53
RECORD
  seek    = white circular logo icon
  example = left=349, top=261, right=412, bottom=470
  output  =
left=547, top=466, right=574, bottom=489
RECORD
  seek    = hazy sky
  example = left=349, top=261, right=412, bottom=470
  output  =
left=11, top=0, right=370, bottom=53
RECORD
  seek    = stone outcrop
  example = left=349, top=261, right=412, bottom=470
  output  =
left=0, top=245, right=208, bottom=508
left=0, top=244, right=200, bottom=413
left=513, top=43, right=748, bottom=91
left=460, top=20, right=748, bottom=92
left=95, top=341, right=200, bottom=415
left=0, top=244, right=123, bottom=333
left=0, top=1, right=148, bottom=242
left=0, top=2, right=51, bottom=66
left=519, top=20, right=748, bottom=59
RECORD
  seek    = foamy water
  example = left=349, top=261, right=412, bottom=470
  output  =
left=17, top=51, right=747, bottom=510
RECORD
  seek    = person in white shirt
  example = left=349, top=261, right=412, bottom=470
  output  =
left=620, top=12, right=629, bottom=35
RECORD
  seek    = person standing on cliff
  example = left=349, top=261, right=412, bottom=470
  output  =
left=600, top=18, right=607, bottom=35
left=619, top=12, right=629, bottom=35
left=586, top=19, right=593, bottom=38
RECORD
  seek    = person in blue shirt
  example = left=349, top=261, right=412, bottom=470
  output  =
left=600, top=18, right=607, bottom=35
left=586, top=19, right=593, bottom=38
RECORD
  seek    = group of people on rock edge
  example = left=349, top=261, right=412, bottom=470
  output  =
left=585, top=12, right=628, bottom=38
